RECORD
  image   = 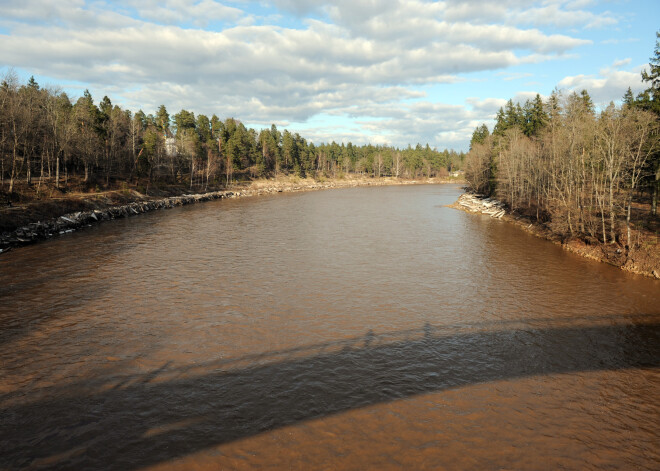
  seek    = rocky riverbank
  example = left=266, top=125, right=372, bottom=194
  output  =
left=0, top=191, right=232, bottom=251
left=449, top=193, right=660, bottom=280
left=0, top=176, right=455, bottom=252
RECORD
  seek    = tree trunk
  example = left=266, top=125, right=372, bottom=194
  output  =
left=226, top=153, right=231, bottom=187
left=9, top=141, right=17, bottom=193
left=205, top=152, right=211, bottom=191
left=47, top=145, right=52, bottom=179
left=106, top=153, right=110, bottom=186
left=190, top=159, right=194, bottom=190
left=608, top=183, right=616, bottom=244
left=55, top=156, right=60, bottom=189
left=38, top=150, right=44, bottom=192
left=9, top=167, right=14, bottom=194
left=626, top=200, right=632, bottom=250
left=653, top=170, right=659, bottom=216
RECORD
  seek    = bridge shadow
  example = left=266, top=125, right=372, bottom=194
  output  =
left=2, top=316, right=659, bottom=470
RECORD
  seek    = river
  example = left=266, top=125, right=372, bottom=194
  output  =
left=1, top=183, right=659, bottom=470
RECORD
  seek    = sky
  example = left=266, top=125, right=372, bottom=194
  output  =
left=0, top=0, right=658, bottom=151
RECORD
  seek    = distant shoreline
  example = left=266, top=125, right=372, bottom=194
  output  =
left=0, top=176, right=463, bottom=252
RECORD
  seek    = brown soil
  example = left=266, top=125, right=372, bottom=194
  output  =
left=0, top=177, right=200, bottom=234
left=448, top=195, right=660, bottom=280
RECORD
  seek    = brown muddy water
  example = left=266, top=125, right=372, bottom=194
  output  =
left=1, top=184, right=659, bottom=470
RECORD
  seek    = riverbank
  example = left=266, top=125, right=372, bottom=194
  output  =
left=0, top=175, right=459, bottom=252
left=449, top=193, right=660, bottom=279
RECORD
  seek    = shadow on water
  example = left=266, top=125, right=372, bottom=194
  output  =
left=2, top=317, right=659, bottom=470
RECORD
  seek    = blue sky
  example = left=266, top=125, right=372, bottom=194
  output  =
left=0, top=0, right=658, bottom=151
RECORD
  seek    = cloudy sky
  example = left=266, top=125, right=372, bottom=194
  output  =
left=0, top=0, right=658, bottom=150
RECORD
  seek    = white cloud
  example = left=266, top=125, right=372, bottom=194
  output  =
left=0, top=0, right=86, bottom=22
left=514, top=4, right=616, bottom=29
left=0, top=0, right=632, bottom=151
left=557, top=60, right=646, bottom=105
left=497, top=72, right=534, bottom=81
left=612, top=58, right=631, bottom=68
left=601, top=37, right=639, bottom=45
left=320, top=96, right=516, bottom=149
left=0, top=12, right=578, bottom=105
left=436, top=0, right=616, bottom=29
left=512, top=91, right=546, bottom=103
left=466, top=97, right=507, bottom=113
left=115, top=0, right=245, bottom=26
left=564, top=0, right=595, bottom=9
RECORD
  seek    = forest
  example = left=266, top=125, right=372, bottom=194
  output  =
left=464, top=34, right=660, bottom=250
left=0, top=72, right=463, bottom=201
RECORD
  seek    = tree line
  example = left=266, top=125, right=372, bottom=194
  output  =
left=464, top=33, right=660, bottom=248
left=0, top=72, right=464, bottom=196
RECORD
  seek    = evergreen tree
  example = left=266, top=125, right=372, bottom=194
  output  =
left=545, top=90, right=562, bottom=126
left=210, top=114, right=223, bottom=139
left=641, top=30, right=660, bottom=92
left=493, top=107, right=507, bottom=135
left=196, top=114, right=211, bottom=143
left=27, top=75, right=39, bottom=90
left=174, top=109, right=195, bottom=132
left=639, top=30, right=660, bottom=216
left=134, top=110, right=147, bottom=130
left=637, top=31, right=660, bottom=115
left=523, top=94, right=547, bottom=137
left=622, top=87, right=635, bottom=108
left=515, top=103, right=524, bottom=129
left=156, top=105, right=170, bottom=136
left=99, top=96, right=112, bottom=118
left=580, top=89, right=594, bottom=115
left=470, top=124, right=489, bottom=149
left=504, top=99, right=520, bottom=129
left=282, top=130, right=296, bottom=173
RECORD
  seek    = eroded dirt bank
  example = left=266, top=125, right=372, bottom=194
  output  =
left=449, top=193, right=660, bottom=280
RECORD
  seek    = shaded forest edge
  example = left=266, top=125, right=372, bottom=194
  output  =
left=0, top=174, right=460, bottom=250
left=459, top=32, right=660, bottom=279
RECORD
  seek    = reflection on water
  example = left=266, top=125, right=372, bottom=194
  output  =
left=1, top=184, right=659, bottom=470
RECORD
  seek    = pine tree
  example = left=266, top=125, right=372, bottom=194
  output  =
left=156, top=105, right=170, bottom=136
left=580, top=90, right=594, bottom=114
left=622, top=87, right=634, bottom=108
left=640, top=30, right=660, bottom=216
left=99, top=96, right=112, bottom=117
left=504, top=99, right=520, bottom=129
left=493, top=107, right=507, bottom=135
left=27, top=75, right=39, bottom=90
left=641, top=31, right=660, bottom=92
left=469, top=124, right=489, bottom=149
left=545, top=90, right=561, bottom=125
left=523, top=94, right=547, bottom=137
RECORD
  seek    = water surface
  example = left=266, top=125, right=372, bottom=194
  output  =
left=1, top=184, right=659, bottom=470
